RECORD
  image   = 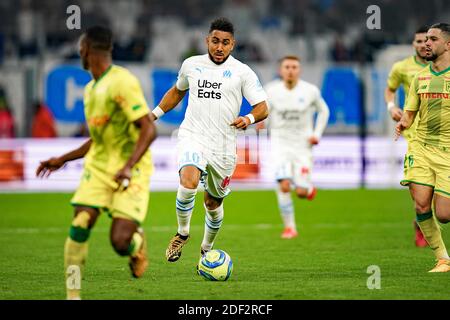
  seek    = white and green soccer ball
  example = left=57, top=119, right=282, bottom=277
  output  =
left=197, top=249, right=233, bottom=281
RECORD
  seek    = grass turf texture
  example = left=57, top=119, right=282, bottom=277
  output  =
left=0, top=189, right=449, bottom=300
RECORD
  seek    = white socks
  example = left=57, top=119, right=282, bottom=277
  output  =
left=176, top=185, right=197, bottom=236
left=176, top=184, right=225, bottom=250
left=201, top=203, right=224, bottom=251
left=276, top=188, right=296, bottom=229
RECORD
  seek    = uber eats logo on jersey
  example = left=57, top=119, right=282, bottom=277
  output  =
left=198, top=79, right=222, bottom=99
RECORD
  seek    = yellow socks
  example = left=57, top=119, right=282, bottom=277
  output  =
left=64, top=211, right=91, bottom=300
left=416, top=211, right=450, bottom=260
left=64, top=238, right=88, bottom=300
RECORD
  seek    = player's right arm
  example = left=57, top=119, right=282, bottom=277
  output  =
left=151, top=59, right=189, bottom=121
left=36, top=138, right=92, bottom=178
left=395, top=74, right=420, bottom=139
left=385, top=62, right=403, bottom=121
left=150, top=85, right=187, bottom=121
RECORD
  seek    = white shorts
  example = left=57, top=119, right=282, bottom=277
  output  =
left=177, top=139, right=236, bottom=198
left=274, top=153, right=313, bottom=189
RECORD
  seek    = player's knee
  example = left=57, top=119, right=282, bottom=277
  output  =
left=204, top=197, right=222, bottom=211
left=279, top=180, right=290, bottom=193
left=74, top=207, right=98, bottom=229
left=415, top=200, right=432, bottom=214
left=295, top=188, right=308, bottom=198
left=437, top=217, right=450, bottom=224
left=180, top=175, right=199, bottom=189
left=110, top=232, right=132, bottom=256
left=434, top=211, right=450, bottom=224
left=69, top=210, right=93, bottom=243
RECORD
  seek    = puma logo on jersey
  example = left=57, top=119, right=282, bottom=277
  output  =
left=198, top=79, right=222, bottom=99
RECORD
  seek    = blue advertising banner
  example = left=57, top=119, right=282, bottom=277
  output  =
left=46, top=65, right=91, bottom=123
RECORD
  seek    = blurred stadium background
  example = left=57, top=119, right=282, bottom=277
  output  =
left=2, top=0, right=450, bottom=301
left=0, top=0, right=449, bottom=192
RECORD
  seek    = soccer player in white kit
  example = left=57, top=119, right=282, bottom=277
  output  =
left=151, top=18, right=269, bottom=262
left=265, top=56, right=329, bottom=239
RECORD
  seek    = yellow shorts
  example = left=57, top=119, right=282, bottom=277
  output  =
left=71, top=164, right=151, bottom=224
left=401, top=140, right=450, bottom=198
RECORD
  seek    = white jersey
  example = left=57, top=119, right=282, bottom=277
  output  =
left=265, top=79, right=329, bottom=157
left=176, top=54, right=267, bottom=155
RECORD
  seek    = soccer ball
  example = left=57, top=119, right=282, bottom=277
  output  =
left=197, top=249, right=233, bottom=281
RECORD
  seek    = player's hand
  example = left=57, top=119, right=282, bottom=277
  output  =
left=230, top=116, right=251, bottom=130
left=36, top=157, right=65, bottom=178
left=255, top=121, right=265, bottom=131
left=114, top=166, right=132, bottom=191
left=395, top=121, right=407, bottom=141
left=389, top=106, right=403, bottom=122
left=150, top=112, right=157, bottom=121
left=308, top=136, right=319, bottom=145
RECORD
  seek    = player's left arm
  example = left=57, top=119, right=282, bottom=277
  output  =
left=231, top=67, right=269, bottom=130
left=114, top=115, right=157, bottom=186
left=231, top=100, right=269, bottom=130
left=309, top=89, right=330, bottom=145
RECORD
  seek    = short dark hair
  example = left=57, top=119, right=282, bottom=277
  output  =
left=209, top=17, right=234, bottom=35
left=429, top=23, right=450, bottom=38
left=415, top=25, right=429, bottom=34
left=84, top=26, right=113, bottom=51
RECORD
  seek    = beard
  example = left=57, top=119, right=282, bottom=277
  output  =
left=208, top=52, right=230, bottom=65
left=426, top=52, right=438, bottom=61
left=416, top=49, right=427, bottom=60
left=81, top=57, right=89, bottom=70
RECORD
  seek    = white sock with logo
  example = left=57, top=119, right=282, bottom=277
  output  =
left=176, top=185, right=197, bottom=236
left=201, top=203, right=224, bottom=251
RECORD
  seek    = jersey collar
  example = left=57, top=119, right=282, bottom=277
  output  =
left=413, top=55, right=427, bottom=67
left=429, top=64, right=450, bottom=76
left=93, top=64, right=113, bottom=88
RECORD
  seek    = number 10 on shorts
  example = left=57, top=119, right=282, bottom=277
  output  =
left=183, top=151, right=200, bottom=165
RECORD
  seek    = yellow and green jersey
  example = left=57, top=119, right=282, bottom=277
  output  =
left=387, top=55, right=429, bottom=140
left=83, top=65, right=152, bottom=176
left=405, top=64, right=450, bottom=149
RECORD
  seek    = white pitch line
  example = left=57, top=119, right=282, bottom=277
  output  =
left=0, top=222, right=406, bottom=235
left=0, top=224, right=278, bottom=234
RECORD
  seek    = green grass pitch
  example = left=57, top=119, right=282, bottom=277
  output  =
left=0, top=189, right=449, bottom=300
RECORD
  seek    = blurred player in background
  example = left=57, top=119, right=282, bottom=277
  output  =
left=385, top=25, right=430, bottom=247
left=265, top=56, right=329, bottom=239
left=396, top=23, right=450, bottom=272
left=36, top=26, right=157, bottom=299
left=151, top=18, right=268, bottom=262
